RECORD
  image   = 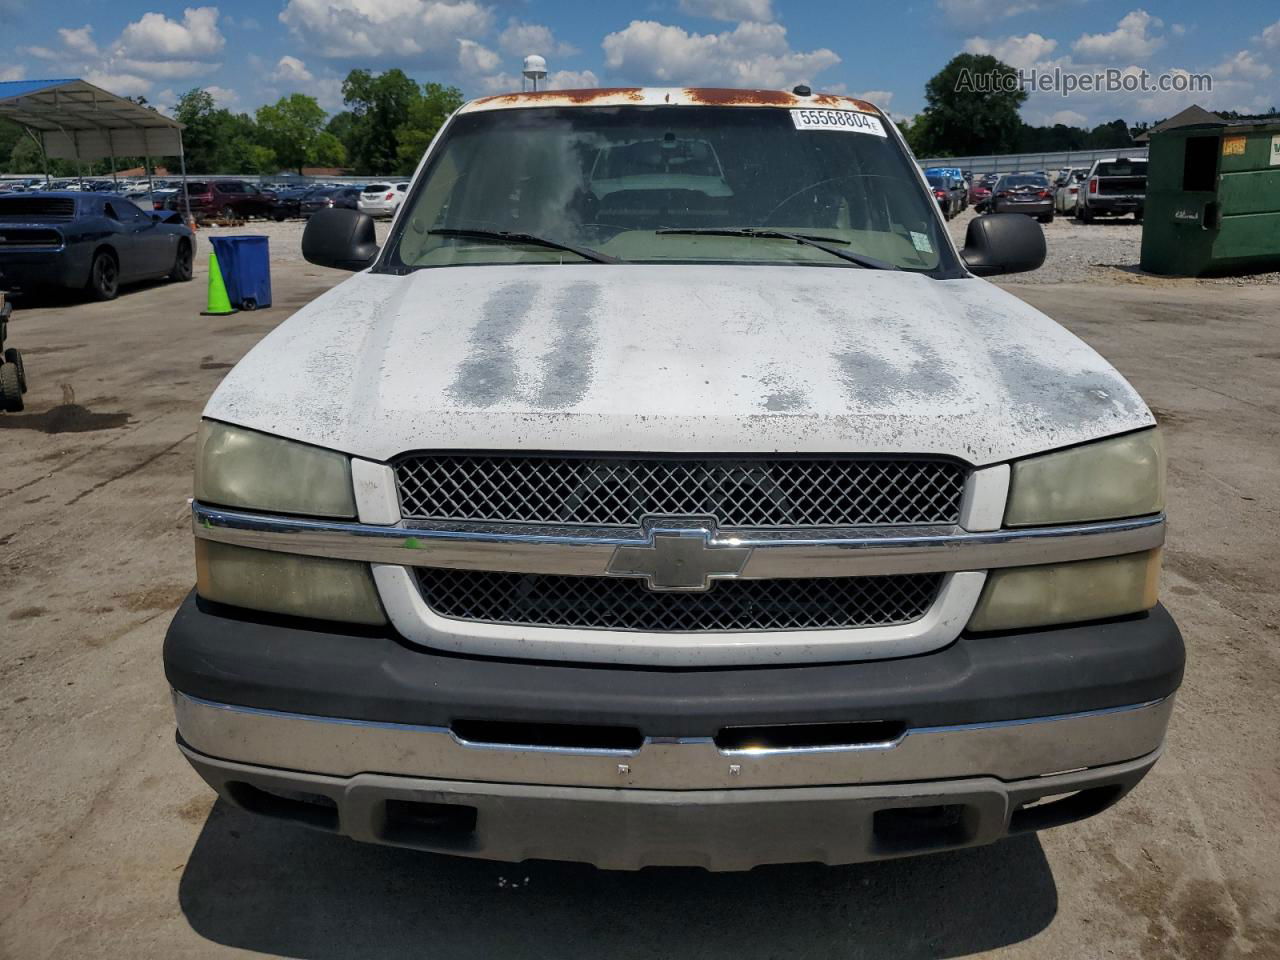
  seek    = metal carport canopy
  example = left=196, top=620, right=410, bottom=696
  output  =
left=0, top=78, right=184, bottom=160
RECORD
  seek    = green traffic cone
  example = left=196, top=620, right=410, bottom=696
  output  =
left=201, top=251, right=235, bottom=316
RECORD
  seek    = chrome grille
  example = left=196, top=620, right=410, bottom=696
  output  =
left=414, top=569, right=943, bottom=632
left=394, top=455, right=965, bottom=528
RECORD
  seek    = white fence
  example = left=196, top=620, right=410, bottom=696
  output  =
left=917, top=147, right=1148, bottom=175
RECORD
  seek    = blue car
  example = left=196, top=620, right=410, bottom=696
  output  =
left=0, top=192, right=195, bottom=301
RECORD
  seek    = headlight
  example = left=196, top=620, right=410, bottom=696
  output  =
left=968, top=550, right=1160, bottom=632
left=1004, top=428, right=1164, bottom=527
left=195, top=420, right=355, bottom=518
left=196, top=540, right=386, bottom=625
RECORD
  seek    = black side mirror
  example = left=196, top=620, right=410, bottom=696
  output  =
left=303, top=207, right=380, bottom=271
left=961, top=213, right=1046, bottom=276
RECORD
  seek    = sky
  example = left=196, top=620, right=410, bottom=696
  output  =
left=2, top=0, right=1277, bottom=128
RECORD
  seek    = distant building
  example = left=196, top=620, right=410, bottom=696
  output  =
left=1134, top=105, right=1225, bottom=143
left=112, top=165, right=172, bottom=177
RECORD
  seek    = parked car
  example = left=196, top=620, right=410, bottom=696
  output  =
left=357, top=182, right=410, bottom=218
left=989, top=173, right=1055, bottom=223
left=968, top=174, right=997, bottom=211
left=0, top=292, right=26, bottom=412
left=926, top=173, right=965, bottom=219
left=300, top=185, right=363, bottom=218
left=1054, top=169, right=1089, bottom=215
left=1076, top=158, right=1147, bottom=223
left=0, top=192, right=194, bottom=300
left=166, top=87, right=1181, bottom=873
left=166, top=180, right=276, bottom=221
left=268, top=185, right=316, bottom=221
left=924, top=166, right=967, bottom=210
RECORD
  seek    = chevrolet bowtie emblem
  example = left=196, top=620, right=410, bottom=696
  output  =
left=606, top=520, right=751, bottom=592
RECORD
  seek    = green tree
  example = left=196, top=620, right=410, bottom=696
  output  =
left=1084, top=119, right=1133, bottom=150
left=255, top=94, right=332, bottom=173
left=914, top=54, right=1027, bottom=156
left=394, top=81, right=463, bottom=173
left=341, top=68, right=421, bottom=173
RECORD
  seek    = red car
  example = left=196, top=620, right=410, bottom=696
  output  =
left=969, top=176, right=997, bottom=211
left=166, top=180, right=276, bottom=220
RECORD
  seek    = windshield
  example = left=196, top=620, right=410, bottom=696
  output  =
left=1095, top=161, right=1147, bottom=177
left=1000, top=176, right=1047, bottom=189
left=381, top=105, right=959, bottom=276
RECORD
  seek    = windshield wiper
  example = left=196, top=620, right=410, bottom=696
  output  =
left=655, top=227, right=898, bottom=270
left=428, top=228, right=619, bottom=264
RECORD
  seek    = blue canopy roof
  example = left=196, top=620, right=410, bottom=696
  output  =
left=0, top=79, right=183, bottom=160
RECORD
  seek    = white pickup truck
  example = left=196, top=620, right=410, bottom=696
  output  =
left=165, top=87, right=1182, bottom=871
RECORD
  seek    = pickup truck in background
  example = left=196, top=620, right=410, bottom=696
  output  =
left=164, top=87, right=1183, bottom=872
left=1077, top=157, right=1148, bottom=223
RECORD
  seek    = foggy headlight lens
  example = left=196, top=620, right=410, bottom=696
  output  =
left=196, top=540, right=386, bottom=625
left=968, top=550, right=1160, bottom=632
left=1004, top=429, right=1164, bottom=526
left=195, top=420, right=355, bottom=518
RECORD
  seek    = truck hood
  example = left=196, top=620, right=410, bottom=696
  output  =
left=205, top=264, right=1153, bottom=466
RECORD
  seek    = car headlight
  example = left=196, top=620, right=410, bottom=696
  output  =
left=1004, top=428, right=1164, bottom=527
left=196, top=540, right=385, bottom=625
left=193, top=421, right=381, bottom=623
left=968, top=550, right=1161, bottom=632
left=194, top=420, right=356, bottom=518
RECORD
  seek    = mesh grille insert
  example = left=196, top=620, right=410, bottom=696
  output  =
left=414, top=568, right=943, bottom=632
left=394, top=455, right=965, bottom=528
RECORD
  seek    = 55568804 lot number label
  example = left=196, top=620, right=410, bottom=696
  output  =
left=790, top=109, right=887, bottom=137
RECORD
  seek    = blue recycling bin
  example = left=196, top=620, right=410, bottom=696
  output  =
left=208, top=235, right=272, bottom=310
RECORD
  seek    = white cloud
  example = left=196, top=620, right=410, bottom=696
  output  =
left=263, top=55, right=344, bottom=110
left=850, top=89, right=893, bottom=110
left=1073, top=10, right=1164, bottom=61
left=1048, top=109, right=1088, bottom=126
left=58, top=25, right=98, bottom=57
left=204, top=84, right=239, bottom=106
left=964, top=32, right=1058, bottom=69
left=547, top=69, right=599, bottom=89
left=269, top=54, right=315, bottom=86
left=601, top=20, right=839, bottom=89
left=116, top=59, right=213, bottom=79
left=1257, top=20, right=1280, bottom=50
left=279, top=0, right=491, bottom=63
left=1212, top=49, right=1272, bottom=81
left=0, top=65, right=25, bottom=81
left=116, top=7, right=224, bottom=60
left=24, top=46, right=59, bottom=60
left=678, top=0, right=774, bottom=22
left=457, top=38, right=502, bottom=75
left=82, top=71, right=152, bottom=97
left=497, top=21, right=576, bottom=58
left=937, top=0, right=1049, bottom=26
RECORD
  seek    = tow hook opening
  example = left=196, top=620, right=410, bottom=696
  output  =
left=714, top=720, right=906, bottom=752
left=451, top=718, right=644, bottom=753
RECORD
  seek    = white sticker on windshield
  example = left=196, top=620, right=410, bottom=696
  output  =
left=790, top=109, right=887, bottom=137
left=910, top=231, right=933, bottom=253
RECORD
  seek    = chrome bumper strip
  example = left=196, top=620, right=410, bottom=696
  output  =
left=173, top=690, right=1174, bottom=789
left=192, top=502, right=1165, bottom=579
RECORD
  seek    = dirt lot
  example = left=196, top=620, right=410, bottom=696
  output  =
left=1, top=223, right=1278, bottom=959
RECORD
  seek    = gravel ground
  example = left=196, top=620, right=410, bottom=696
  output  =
left=944, top=207, right=1280, bottom=287
left=201, top=212, right=1280, bottom=287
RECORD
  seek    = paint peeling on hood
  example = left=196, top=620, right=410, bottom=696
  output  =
left=204, top=264, right=1153, bottom=466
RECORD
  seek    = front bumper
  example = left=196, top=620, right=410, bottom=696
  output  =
left=180, top=742, right=1162, bottom=871
left=165, top=594, right=1182, bottom=867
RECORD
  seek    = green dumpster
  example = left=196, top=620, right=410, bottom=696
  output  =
left=1140, top=118, right=1280, bottom=276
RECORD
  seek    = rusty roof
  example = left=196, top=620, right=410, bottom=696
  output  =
left=460, top=87, right=883, bottom=116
